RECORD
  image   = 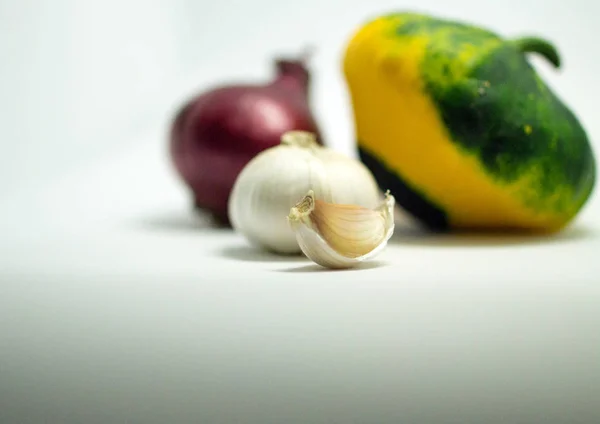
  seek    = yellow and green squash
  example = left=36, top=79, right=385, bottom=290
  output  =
left=343, top=12, right=596, bottom=232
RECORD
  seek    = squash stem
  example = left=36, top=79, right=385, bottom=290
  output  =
left=513, top=37, right=561, bottom=69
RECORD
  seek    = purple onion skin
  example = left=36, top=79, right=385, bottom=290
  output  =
left=169, top=59, right=323, bottom=226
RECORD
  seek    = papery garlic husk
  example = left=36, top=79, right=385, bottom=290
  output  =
left=228, top=131, right=382, bottom=254
left=287, top=190, right=395, bottom=269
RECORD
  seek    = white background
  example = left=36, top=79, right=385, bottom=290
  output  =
left=1, top=0, right=599, bottom=423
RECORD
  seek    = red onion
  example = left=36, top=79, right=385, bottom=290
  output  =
left=169, top=52, right=323, bottom=226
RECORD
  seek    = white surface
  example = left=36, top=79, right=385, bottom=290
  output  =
left=1, top=122, right=599, bottom=423
left=1, top=0, right=600, bottom=423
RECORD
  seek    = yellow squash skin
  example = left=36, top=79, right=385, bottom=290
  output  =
left=343, top=13, right=595, bottom=232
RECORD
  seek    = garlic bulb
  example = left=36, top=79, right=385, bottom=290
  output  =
left=287, top=190, right=396, bottom=269
left=228, top=131, right=383, bottom=254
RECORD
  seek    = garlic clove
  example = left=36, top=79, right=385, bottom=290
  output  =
left=287, top=190, right=396, bottom=269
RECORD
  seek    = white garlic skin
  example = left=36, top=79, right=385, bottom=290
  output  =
left=228, top=133, right=382, bottom=254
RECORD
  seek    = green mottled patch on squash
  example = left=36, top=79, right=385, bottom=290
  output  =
left=386, top=13, right=595, bottom=215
